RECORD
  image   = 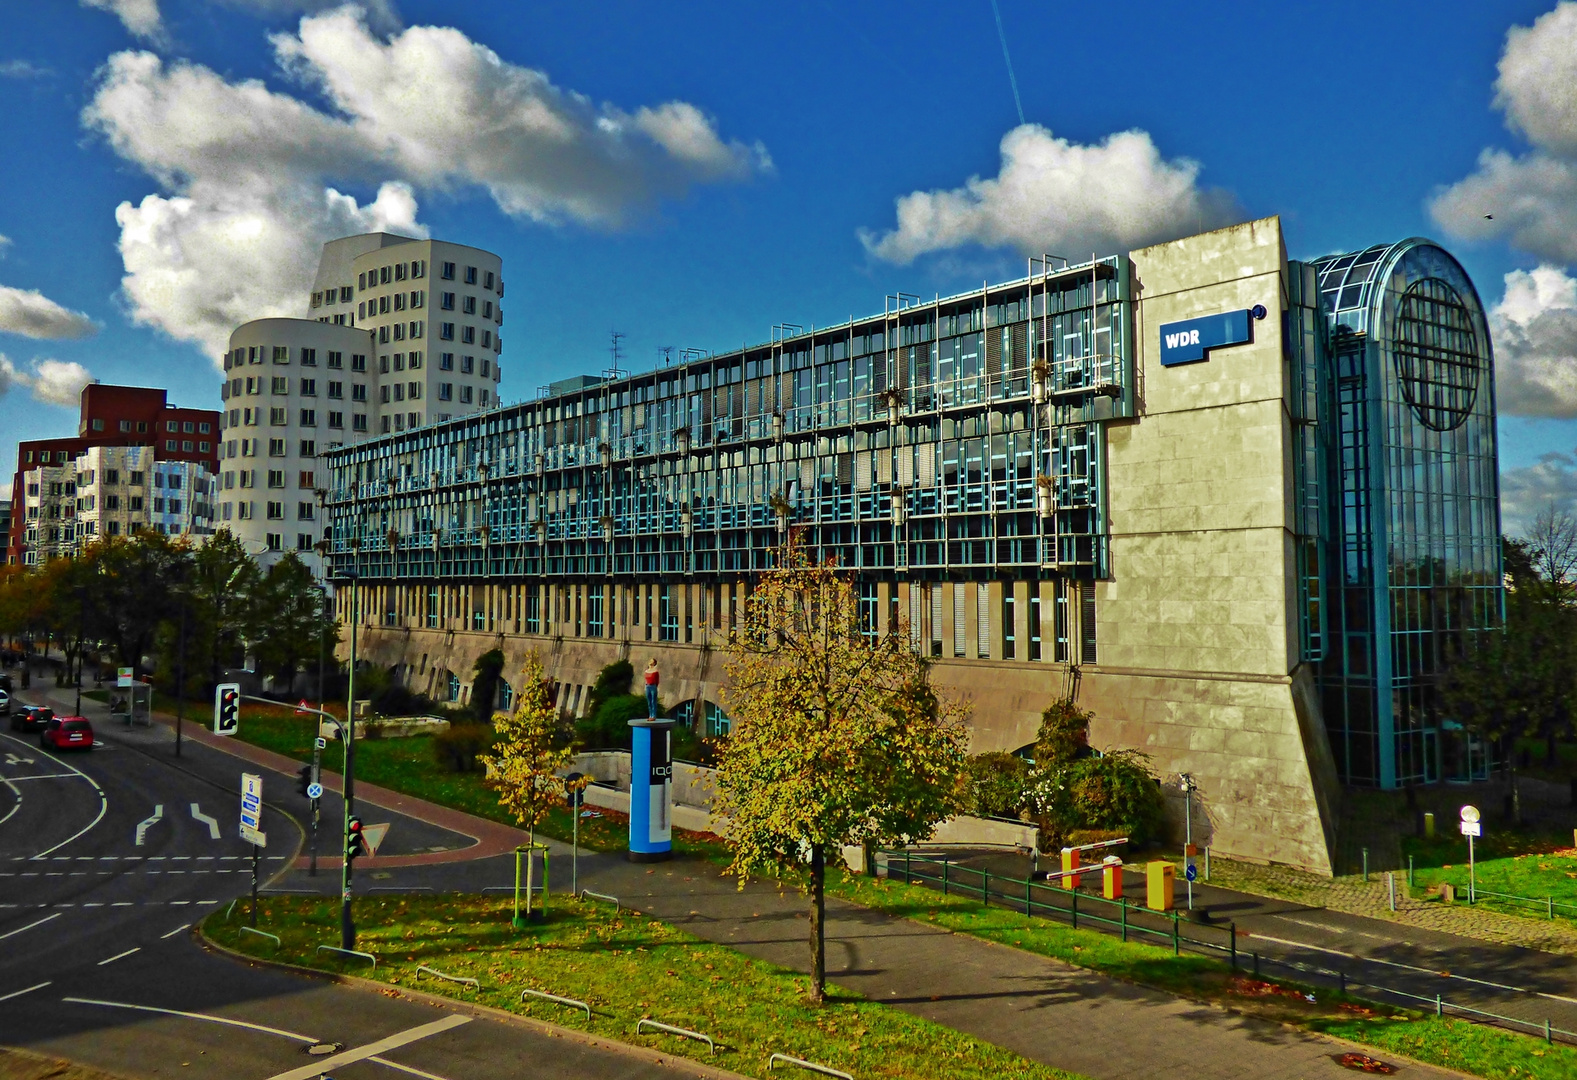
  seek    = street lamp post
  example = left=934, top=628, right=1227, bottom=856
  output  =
left=340, top=558, right=359, bottom=949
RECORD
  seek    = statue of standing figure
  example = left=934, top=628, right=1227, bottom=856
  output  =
left=644, top=657, right=659, bottom=719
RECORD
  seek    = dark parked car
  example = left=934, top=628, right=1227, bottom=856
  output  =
left=41, top=715, right=94, bottom=751
left=11, top=705, right=52, bottom=733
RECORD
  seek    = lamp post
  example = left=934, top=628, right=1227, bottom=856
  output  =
left=340, top=548, right=359, bottom=949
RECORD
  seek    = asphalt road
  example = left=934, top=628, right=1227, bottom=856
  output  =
left=0, top=692, right=711, bottom=1080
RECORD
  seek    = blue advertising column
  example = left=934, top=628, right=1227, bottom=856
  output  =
left=627, top=718, right=674, bottom=861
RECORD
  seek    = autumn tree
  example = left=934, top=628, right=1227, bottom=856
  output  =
left=480, top=650, right=572, bottom=908
left=716, top=541, right=969, bottom=1003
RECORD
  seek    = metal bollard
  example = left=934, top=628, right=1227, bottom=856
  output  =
left=1253, top=951, right=1260, bottom=978
left=1388, top=872, right=1395, bottom=912
left=1408, top=855, right=1414, bottom=888
left=1362, top=847, right=1369, bottom=882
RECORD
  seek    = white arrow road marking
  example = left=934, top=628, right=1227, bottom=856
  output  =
left=4, top=752, right=35, bottom=765
left=190, top=803, right=220, bottom=840
left=135, top=805, right=163, bottom=846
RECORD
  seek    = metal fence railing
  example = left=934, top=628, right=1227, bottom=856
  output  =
left=878, top=850, right=1577, bottom=1046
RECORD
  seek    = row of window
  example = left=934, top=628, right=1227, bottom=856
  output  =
left=311, top=285, right=355, bottom=307
left=359, top=291, right=425, bottom=319
left=434, top=293, right=499, bottom=321
left=222, top=469, right=315, bottom=491
left=223, top=501, right=317, bottom=522
left=223, top=377, right=367, bottom=400
left=375, top=320, right=425, bottom=344
left=223, top=439, right=337, bottom=459
left=226, top=407, right=363, bottom=430
left=223, top=347, right=367, bottom=371
left=358, top=260, right=427, bottom=292
left=87, top=417, right=211, bottom=435
left=435, top=323, right=496, bottom=349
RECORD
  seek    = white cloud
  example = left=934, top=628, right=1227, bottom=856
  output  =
left=0, top=285, right=99, bottom=340
left=84, top=7, right=768, bottom=363
left=1501, top=451, right=1577, bottom=536
left=1489, top=264, right=1577, bottom=417
left=860, top=124, right=1238, bottom=265
left=0, top=235, right=10, bottom=258
left=0, top=60, right=53, bottom=79
left=81, top=0, right=164, bottom=42
left=1431, top=3, right=1577, bottom=262
left=0, top=354, right=96, bottom=409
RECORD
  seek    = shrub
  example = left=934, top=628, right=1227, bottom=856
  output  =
left=587, top=659, right=634, bottom=717
left=433, top=721, right=496, bottom=773
left=370, top=682, right=431, bottom=718
left=1034, top=698, right=1094, bottom=766
left=575, top=693, right=651, bottom=750
left=1028, top=697, right=1163, bottom=850
left=966, top=751, right=1032, bottom=818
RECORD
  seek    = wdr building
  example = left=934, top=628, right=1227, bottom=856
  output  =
left=320, top=218, right=1501, bottom=873
left=219, top=233, right=504, bottom=568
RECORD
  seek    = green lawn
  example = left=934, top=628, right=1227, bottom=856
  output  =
left=217, top=703, right=725, bottom=857
left=205, top=894, right=1084, bottom=1080
left=1400, top=830, right=1577, bottom=920
left=827, top=872, right=1577, bottom=1080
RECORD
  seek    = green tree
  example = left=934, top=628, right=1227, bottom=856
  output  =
left=586, top=658, right=634, bottom=716
left=716, top=542, right=969, bottom=1003
left=188, top=529, right=261, bottom=692
left=84, top=532, right=188, bottom=673
left=480, top=650, right=572, bottom=856
left=248, top=553, right=337, bottom=687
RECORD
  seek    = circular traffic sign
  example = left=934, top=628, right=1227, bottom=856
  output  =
left=1460, top=805, right=1480, bottom=824
left=307, top=782, right=324, bottom=799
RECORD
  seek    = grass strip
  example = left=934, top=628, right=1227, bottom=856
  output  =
left=204, top=893, right=1084, bottom=1080
left=827, top=873, right=1577, bottom=1080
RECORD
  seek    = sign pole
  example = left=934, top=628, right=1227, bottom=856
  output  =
left=1468, top=832, right=1475, bottom=903
left=341, top=569, right=359, bottom=951
left=250, top=842, right=259, bottom=927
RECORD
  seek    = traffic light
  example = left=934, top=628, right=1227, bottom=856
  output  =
left=296, top=764, right=312, bottom=798
left=346, top=816, right=366, bottom=861
left=214, top=683, right=240, bottom=736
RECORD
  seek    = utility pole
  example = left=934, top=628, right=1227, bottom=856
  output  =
left=340, top=563, right=359, bottom=949
left=174, top=565, right=188, bottom=757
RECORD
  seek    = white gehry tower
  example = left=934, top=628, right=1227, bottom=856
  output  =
left=219, top=232, right=505, bottom=571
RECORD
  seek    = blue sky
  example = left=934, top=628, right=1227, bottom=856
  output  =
left=3, top=1, right=1576, bottom=528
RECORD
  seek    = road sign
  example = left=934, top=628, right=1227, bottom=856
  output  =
left=240, top=823, right=267, bottom=847
left=240, top=772, right=262, bottom=831
left=315, top=736, right=327, bottom=750
left=1460, top=805, right=1481, bottom=824
left=1184, top=861, right=1198, bottom=882
left=361, top=822, right=390, bottom=857
left=116, top=667, right=134, bottom=688
left=307, top=782, right=323, bottom=799
left=214, top=683, right=240, bottom=736
left=1460, top=820, right=1482, bottom=837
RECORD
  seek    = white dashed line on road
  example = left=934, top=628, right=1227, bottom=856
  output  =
left=97, top=947, right=141, bottom=966
left=0, top=982, right=50, bottom=1003
left=161, top=923, right=190, bottom=939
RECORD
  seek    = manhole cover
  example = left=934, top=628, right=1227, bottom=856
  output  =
left=305, top=1042, right=343, bottom=1057
left=1334, top=1052, right=1396, bottom=1074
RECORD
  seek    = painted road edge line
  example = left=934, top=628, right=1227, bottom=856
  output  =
left=62, top=997, right=319, bottom=1042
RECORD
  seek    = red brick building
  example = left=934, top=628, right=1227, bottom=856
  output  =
left=7, top=384, right=220, bottom=565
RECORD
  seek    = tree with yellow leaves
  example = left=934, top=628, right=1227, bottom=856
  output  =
left=716, top=541, right=970, bottom=1003
left=480, top=650, right=571, bottom=889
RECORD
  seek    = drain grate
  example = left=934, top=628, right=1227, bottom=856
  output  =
left=305, top=1042, right=343, bottom=1057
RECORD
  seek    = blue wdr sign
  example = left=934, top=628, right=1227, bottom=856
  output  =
left=1159, top=309, right=1254, bottom=367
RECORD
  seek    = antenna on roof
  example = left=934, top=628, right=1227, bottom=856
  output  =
left=659, top=345, right=675, bottom=366
left=610, top=330, right=625, bottom=373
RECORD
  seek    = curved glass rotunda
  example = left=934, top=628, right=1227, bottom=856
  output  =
left=1313, top=239, right=1502, bottom=788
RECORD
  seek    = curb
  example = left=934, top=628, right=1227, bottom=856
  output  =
left=194, top=918, right=752, bottom=1080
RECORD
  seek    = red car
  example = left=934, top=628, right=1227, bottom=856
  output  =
left=41, top=715, right=94, bottom=751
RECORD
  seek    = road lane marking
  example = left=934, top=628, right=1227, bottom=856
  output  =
left=3, top=773, right=79, bottom=781
left=369, top=1055, right=455, bottom=1080
left=3, top=732, right=108, bottom=859
left=0, top=912, right=61, bottom=940
left=0, top=982, right=50, bottom=1003
left=98, top=947, right=141, bottom=965
left=190, top=803, right=220, bottom=840
left=63, top=997, right=318, bottom=1042
left=261, top=1015, right=472, bottom=1080
left=0, top=778, right=19, bottom=829
left=161, top=923, right=190, bottom=939
left=1246, top=930, right=1577, bottom=1005
left=135, top=805, right=164, bottom=846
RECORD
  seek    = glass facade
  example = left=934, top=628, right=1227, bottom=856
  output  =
left=321, top=256, right=1134, bottom=595
left=1313, top=240, right=1502, bottom=789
